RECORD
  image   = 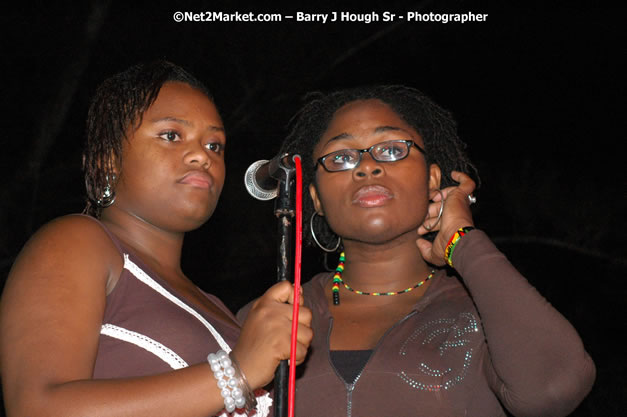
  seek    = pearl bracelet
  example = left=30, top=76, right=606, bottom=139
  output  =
left=208, top=350, right=257, bottom=413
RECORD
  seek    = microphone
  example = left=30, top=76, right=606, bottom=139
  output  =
left=244, top=153, right=296, bottom=200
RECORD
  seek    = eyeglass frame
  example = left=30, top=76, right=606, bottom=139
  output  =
left=315, top=139, right=426, bottom=172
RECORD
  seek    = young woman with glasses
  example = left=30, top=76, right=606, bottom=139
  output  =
left=240, top=85, right=595, bottom=416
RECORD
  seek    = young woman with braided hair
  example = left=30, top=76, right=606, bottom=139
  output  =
left=240, top=85, right=595, bottom=416
left=0, top=61, right=312, bottom=417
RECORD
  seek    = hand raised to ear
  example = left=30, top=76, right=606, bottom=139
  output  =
left=417, top=171, right=476, bottom=266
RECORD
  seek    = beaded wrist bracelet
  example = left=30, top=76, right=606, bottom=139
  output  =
left=444, top=226, right=475, bottom=268
left=208, top=350, right=257, bottom=413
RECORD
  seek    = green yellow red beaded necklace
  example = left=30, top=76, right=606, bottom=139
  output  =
left=331, top=252, right=435, bottom=306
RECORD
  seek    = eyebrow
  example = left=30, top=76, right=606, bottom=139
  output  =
left=151, top=116, right=225, bottom=132
left=375, top=125, right=408, bottom=134
left=326, top=132, right=352, bottom=143
left=326, top=125, right=412, bottom=144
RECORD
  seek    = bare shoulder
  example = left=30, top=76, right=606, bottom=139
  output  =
left=0, top=214, right=122, bottom=351
left=3, top=214, right=123, bottom=294
left=16, top=214, right=121, bottom=267
left=0, top=215, right=126, bottom=405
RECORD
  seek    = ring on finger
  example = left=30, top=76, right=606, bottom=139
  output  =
left=467, top=194, right=477, bottom=205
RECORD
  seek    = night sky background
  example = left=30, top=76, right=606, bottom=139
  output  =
left=1, top=2, right=625, bottom=415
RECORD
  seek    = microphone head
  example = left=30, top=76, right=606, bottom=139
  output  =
left=244, top=160, right=278, bottom=200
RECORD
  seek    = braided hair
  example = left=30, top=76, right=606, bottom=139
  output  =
left=82, top=60, right=212, bottom=217
left=279, top=85, right=479, bottom=248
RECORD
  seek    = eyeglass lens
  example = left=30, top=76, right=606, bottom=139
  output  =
left=322, top=140, right=411, bottom=171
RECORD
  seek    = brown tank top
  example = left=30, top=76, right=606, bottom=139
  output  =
left=84, top=216, right=272, bottom=416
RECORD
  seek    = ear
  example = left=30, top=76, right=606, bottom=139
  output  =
left=309, top=183, right=324, bottom=215
left=428, top=164, right=441, bottom=191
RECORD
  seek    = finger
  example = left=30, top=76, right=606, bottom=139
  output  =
left=418, top=211, right=443, bottom=234
left=418, top=199, right=444, bottom=234
left=429, top=188, right=447, bottom=202
left=276, top=300, right=309, bottom=323
left=416, top=238, right=446, bottom=267
left=418, top=219, right=441, bottom=236
left=450, top=171, right=476, bottom=194
left=296, top=305, right=312, bottom=325
left=263, top=280, right=293, bottom=304
left=439, top=186, right=458, bottom=198
left=293, top=341, right=310, bottom=365
left=287, top=284, right=305, bottom=306
left=296, top=323, right=313, bottom=346
left=298, top=288, right=304, bottom=306
left=427, top=199, right=444, bottom=218
left=415, top=238, right=435, bottom=264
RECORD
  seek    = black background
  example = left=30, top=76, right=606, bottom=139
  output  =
left=1, top=1, right=625, bottom=415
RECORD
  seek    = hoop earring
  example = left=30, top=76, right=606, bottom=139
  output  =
left=96, top=174, right=116, bottom=208
left=423, top=189, right=444, bottom=231
left=310, top=212, right=341, bottom=253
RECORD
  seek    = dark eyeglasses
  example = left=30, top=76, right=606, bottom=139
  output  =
left=316, top=139, right=426, bottom=172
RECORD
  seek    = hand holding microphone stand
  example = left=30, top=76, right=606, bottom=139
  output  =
left=244, top=153, right=303, bottom=417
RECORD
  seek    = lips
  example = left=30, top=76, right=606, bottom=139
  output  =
left=179, top=171, right=213, bottom=189
left=352, top=185, right=394, bottom=207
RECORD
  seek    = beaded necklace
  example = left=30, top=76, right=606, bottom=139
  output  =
left=331, top=252, right=435, bottom=305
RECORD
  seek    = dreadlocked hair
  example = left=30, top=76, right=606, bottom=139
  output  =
left=279, top=85, right=480, bottom=248
left=82, top=60, right=212, bottom=217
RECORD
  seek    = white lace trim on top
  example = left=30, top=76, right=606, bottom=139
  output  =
left=100, top=323, right=188, bottom=369
left=100, top=254, right=272, bottom=416
left=121, top=253, right=231, bottom=352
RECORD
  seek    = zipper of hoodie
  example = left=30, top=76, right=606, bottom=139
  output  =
left=326, top=310, right=419, bottom=417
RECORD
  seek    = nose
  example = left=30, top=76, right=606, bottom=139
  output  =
left=183, top=140, right=211, bottom=169
left=353, top=153, right=384, bottom=179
